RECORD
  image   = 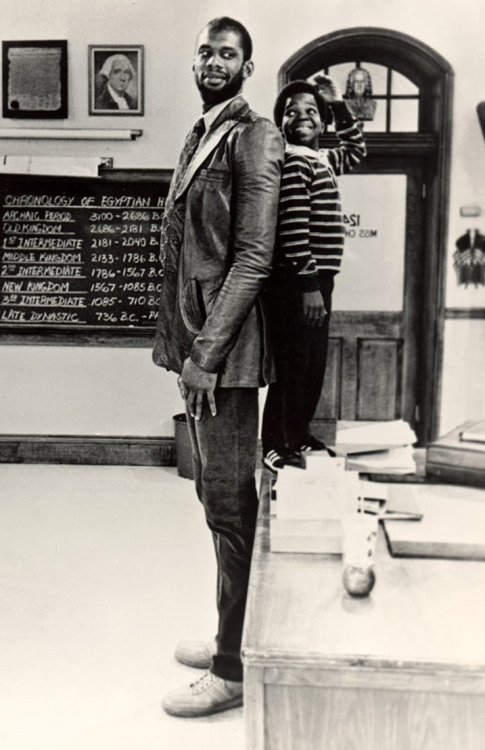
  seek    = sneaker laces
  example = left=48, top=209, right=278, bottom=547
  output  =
left=189, top=671, right=218, bottom=695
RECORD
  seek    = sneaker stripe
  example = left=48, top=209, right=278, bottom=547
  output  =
left=263, top=450, right=285, bottom=471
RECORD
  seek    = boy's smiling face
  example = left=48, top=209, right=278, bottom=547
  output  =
left=282, top=91, right=323, bottom=150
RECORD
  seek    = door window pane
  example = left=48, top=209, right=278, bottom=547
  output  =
left=333, top=174, right=407, bottom=311
left=391, top=99, right=419, bottom=132
left=358, top=62, right=387, bottom=95
left=359, top=104, right=387, bottom=132
left=392, top=71, right=419, bottom=96
left=322, top=63, right=354, bottom=94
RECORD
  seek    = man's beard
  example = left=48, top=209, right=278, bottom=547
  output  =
left=196, top=67, right=245, bottom=107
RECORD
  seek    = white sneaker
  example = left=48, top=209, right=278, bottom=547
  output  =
left=263, top=449, right=285, bottom=471
left=174, top=639, right=215, bottom=669
left=162, top=671, right=243, bottom=717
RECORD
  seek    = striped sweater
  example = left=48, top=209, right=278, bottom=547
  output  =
left=275, top=102, right=366, bottom=290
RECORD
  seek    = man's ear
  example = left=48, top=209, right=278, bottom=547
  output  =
left=243, top=60, right=254, bottom=79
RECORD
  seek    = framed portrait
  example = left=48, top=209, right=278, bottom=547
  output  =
left=2, top=40, right=68, bottom=118
left=89, top=45, right=144, bottom=116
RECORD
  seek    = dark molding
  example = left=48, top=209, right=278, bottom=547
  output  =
left=0, top=329, right=156, bottom=347
left=445, top=308, right=485, bottom=320
left=477, top=102, right=485, bottom=141
left=278, top=26, right=454, bottom=86
left=98, top=167, right=173, bottom=182
left=0, top=434, right=176, bottom=466
left=319, top=133, right=438, bottom=157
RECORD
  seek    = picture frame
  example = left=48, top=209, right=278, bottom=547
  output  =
left=2, top=40, right=68, bottom=119
left=89, top=45, right=144, bottom=116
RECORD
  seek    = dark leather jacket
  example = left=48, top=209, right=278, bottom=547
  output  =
left=152, top=96, right=283, bottom=387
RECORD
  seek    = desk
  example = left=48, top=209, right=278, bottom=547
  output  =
left=242, top=471, right=485, bottom=750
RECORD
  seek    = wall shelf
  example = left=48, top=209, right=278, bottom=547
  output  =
left=0, top=128, right=142, bottom=140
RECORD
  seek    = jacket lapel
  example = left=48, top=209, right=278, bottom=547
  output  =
left=175, top=120, right=237, bottom=199
left=175, top=97, right=250, bottom=200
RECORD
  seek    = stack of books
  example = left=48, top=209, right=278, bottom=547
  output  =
left=336, top=420, right=417, bottom=476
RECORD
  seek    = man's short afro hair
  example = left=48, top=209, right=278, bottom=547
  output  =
left=273, top=80, right=331, bottom=129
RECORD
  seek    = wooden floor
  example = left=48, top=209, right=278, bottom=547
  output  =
left=0, top=464, right=245, bottom=750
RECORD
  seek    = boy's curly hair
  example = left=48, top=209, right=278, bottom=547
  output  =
left=273, top=80, right=331, bottom=130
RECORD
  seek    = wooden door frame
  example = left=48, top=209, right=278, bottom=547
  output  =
left=331, top=156, right=426, bottom=431
left=278, top=27, right=454, bottom=444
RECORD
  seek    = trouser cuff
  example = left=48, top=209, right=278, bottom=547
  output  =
left=211, top=655, right=243, bottom=682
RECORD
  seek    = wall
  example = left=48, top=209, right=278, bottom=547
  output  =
left=1, top=0, right=484, bottom=439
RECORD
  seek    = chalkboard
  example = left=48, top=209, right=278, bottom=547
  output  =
left=0, top=170, right=171, bottom=344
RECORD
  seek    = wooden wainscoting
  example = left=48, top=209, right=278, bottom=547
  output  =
left=0, top=435, right=175, bottom=466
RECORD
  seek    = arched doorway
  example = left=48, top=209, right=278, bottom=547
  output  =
left=279, top=28, right=453, bottom=445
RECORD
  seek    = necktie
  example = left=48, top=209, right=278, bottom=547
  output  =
left=160, top=118, right=205, bottom=264
left=171, top=118, right=206, bottom=198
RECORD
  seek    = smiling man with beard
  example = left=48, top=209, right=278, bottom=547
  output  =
left=153, top=17, right=283, bottom=717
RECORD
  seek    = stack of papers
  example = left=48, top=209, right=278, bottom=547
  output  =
left=336, top=420, right=417, bottom=476
left=459, top=419, right=485, bottom=445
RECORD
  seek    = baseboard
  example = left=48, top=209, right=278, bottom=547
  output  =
left=0, top=434, right=176, bottom=466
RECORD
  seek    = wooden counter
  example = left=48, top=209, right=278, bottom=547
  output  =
left=242, top=471, right=485, bottom=750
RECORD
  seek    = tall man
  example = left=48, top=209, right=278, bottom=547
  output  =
left=152, top=17, right=283, bottom=717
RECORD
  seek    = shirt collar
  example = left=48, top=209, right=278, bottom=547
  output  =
left=285, top=143, right=318, bottom=158
left=107, top=83, right=129, bottom=109
left=202, top=94, right=241, bottom=131
left=285, top=142, right=330, bottom=166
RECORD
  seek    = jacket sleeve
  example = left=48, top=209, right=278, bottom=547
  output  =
left=189, top=118, right=284, bottom=373
left=323, top=101, right=366, bottom=176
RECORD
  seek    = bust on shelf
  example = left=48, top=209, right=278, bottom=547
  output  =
left=343, top=66, right=377, bottom=122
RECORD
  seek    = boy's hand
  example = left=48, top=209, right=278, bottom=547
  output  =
left=178, top=357, right=218, bottom=420
left=302, top=290, right=326, bottom=327
left=314, top=75, right=343, bottom=103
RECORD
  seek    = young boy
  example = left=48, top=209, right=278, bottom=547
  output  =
left=262, top=77, right=366, bottom=471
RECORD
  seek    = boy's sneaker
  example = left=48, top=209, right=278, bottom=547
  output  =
left=283, top=449, right=304, bottom=468
left=263, top=449, right=285, bottom=471
left=162, top=671, right=243, bottom=718
left=300, top=435, right=336, bottom=457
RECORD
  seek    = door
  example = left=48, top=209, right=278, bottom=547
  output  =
left=312, top=156, right=426, bottom=439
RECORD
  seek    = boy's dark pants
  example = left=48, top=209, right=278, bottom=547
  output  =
left=262, top=270, right=335, bottom=454
left=186, top=387, right=259, bottom=683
